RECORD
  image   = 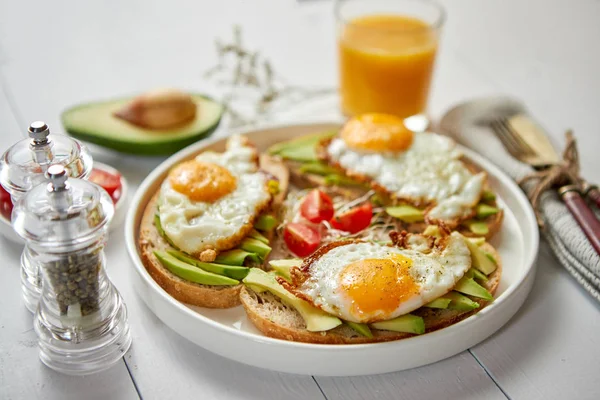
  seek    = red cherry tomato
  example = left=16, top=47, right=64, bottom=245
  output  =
left=300, top=189, right=334, bottom=223
left=89, top=168, right=122, bottom=201
left=0, top=186, right=12, bottom=220
left=329, top=202, right=373, bottom=234
left=283, top=222, right=321, bottom=257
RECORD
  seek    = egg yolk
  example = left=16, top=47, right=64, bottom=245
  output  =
left=340, top=113, right=414, bottom=153
left=339, top=254, right=418, bottom=320
left=168, top=160, right=237, bottom=203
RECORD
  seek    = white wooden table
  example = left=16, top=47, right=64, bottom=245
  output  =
left=1, top=0, right=599, bottom=399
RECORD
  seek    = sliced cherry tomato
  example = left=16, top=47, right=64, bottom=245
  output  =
left=300, top=189, right=334, bottom=223
left=0, top=186, right=12, bottom=220
left=89, top=168, right=122, bottom=200
left=283, top=222, right=321, bottom=257
left=329, top=202, right=373, bottom=234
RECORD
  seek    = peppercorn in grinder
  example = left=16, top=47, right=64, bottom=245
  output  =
left=11, top=164, right=131, bottom=375
left=0, top=122, right=92, bottom=312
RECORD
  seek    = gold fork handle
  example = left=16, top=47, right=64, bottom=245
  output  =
left=559, top=185, right=600, bottom=255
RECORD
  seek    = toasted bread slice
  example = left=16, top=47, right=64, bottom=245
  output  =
left=139, top=193, right=243, bottom=308
left=240, top=243, right=501, bottom=344
left=137, top=154, right=289, bottom=309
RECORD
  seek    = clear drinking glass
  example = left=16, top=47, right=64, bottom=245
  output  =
left=336, top=0, right=445, bottom=131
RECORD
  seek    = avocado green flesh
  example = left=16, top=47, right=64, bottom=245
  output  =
left=154, top=251, right=239, bottom=286
left=299, top=162, right=339, bottom=176
left=268, top=130, right=336, bottom=155
left=476, top=204, right=499, bottom=219
left=345, top=321, right=373, bottom=338
left=465, top=268, right=489, bottom=283
left=243, top=269, right=342, bottom=332
left=453, top=276, right=493, bottom=300
left=248, top=229, right=269, bottom=244
left=424, top=297, right=451, bottom=309
left=371, top=314, right=425, bottom=334
left=62, top=94, right=223, bottom=155
left=154, top=214, right=177, bottom=248
left=324, top=174, right=364, bottom=187
left=268, top=259, right=301, bottom=281
left=215, top=249, right=261, bottom=266
left=386, top=205, right=424, bottom=223
left=465, top=220, right=489, bottom=236
left=240, top=238, right=271, bottom=259
left=464, top=239, right=497, bottom=275
left=445, top=291, right=480, bottom=311
left=482, top=190, right=496, bottom=202
left=254, top=214, right=278, bottom=231
left=167, top=250, right=249, bottom=280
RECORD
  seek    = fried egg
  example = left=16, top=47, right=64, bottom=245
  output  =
left=158, top=135, right=272, bottom=256
left=294, top=232, right=471, bottom=323
left=325, top=114, right=485, bottom=223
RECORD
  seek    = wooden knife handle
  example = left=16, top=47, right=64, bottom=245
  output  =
left=559, top=185, right=600, bottom=255
left=584, top=186, right=600, bottom=209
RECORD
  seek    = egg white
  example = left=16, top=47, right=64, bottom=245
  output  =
left=298, top=232, right=471, bottom=323
left=158, top=135, right=271, bottom=255
left=326, top=132, right=485, bottom=221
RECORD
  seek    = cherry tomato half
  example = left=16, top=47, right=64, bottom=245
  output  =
left=283, top=222, right=321, bottom=257
left=89, top=168, right=122, bottom=201
left=329, top=202, right=373, bottom=234
left=0, top=186, right=12, bottom=220
left=300, top=189, right=334, bottom=224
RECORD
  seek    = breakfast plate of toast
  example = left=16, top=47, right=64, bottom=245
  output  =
left=126, top=118, right=539, bottom=376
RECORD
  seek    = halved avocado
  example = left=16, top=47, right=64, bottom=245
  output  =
left=61, top=94, right=223, bottom=155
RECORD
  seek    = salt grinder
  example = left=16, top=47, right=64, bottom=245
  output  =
left=0, top=121, right=92, bottom=312
left=11, top=165, right=131, bottom=375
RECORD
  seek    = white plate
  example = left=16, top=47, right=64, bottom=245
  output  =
left=0, top=161, right=128, bottom=244
left=125, top=122, right=539, bottom=376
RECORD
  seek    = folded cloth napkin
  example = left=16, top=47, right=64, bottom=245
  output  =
left=439, top=97, right=600, bottom=302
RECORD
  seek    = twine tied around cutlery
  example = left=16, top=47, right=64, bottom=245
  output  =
left=518, top=131, right=581, bottom=227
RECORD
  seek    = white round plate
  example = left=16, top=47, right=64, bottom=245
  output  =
left=125, top=122, right=539, bottom=376
left=0, top=161, right=128, bottom=245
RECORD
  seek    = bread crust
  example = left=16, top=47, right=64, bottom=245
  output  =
left=240, top=242, right=502, bottom=344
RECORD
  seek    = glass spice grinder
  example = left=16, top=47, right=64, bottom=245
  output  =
left=11, top=164, right=131, bottom=375
left=0, top=121, right=92, bottom=312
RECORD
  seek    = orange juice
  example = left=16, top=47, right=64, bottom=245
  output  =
left=338, top=14, right=438, bottom=118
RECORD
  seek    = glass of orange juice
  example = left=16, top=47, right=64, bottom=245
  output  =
left=336, top=0, right=445, bottom=131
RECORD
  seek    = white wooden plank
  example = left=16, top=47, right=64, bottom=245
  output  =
left=315, top=352, right=507, bottom=400
left=0, top=87, right=139, bottom=400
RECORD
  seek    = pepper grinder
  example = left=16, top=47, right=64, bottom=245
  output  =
left=0, top=121, right=93, bottom=312
left=12, top=165, right=131, bottom=375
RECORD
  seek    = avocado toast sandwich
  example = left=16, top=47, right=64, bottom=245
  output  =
left=240, top=229, right=501, bottom=344
left=139, top=135, right=288, bottom=308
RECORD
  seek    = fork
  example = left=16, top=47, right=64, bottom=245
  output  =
left=491, top=117, right=600, bottom=254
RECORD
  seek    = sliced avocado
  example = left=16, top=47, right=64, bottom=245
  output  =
left=243, top=269, right=342, bottom=332
left=254, top=214, right=278, bottom=232
left=154, top=214, right=177, bottom=248
left=476, top=204, right=499, bottom=219
left=467, top=237, right=486, bottom=246
left=464, top=220, right=489, bottom=236
left=446, top=291, right=480, bottom=311
left=248, top=229, right=269, bottom=245
left=454, top=276, right=493, bottom=301
left=154, top=251, right=239, bottom=286
left=240, top=237, right=271, bottom=260
left=167, top=250, right=250, bottom=280
left=215, top=249, right=261, bottom=267
left=268, top=130, right=336, bottom=156
left=424, top=297, right=451, bottom=309
left=482, top=190, right=496, bottom=202
left=423, top=225, right=442, bottom=238
left=385, top=205, right=424, bottom=223
left=298, top=162, right=339, bottom=176
left=464, top=239, right=497, bottom=275
left=371, top=314, right=425, bottom=334
left=324, top=174, right=363, bottom=187
left=62, top=94, right=223, bottom=155
left=465, top=268, right=489, bottom=283
left=484, top=251, right=497, bottom=265
left=269, top=259, right=302, bottom=281
left=345, top=321, right=373, bottom=338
